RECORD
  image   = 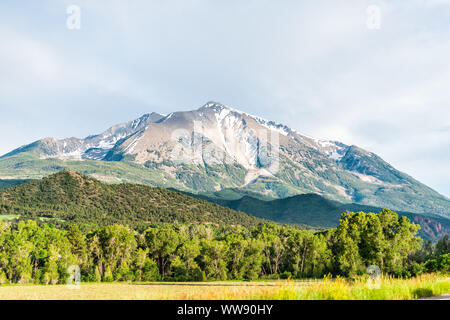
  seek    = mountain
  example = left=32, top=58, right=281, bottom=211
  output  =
left=181, top=191, right=449, bottom=241
left=0, top=170, right=264, bottom=231
left=2, top=112, right=165, bottom=161
left=1, top=101, right=449, bottom=216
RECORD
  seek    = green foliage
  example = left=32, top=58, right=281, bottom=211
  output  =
left=0, top=199, right=437, bottom=284
left=93, top=266, right=102, bottom=282
left=424, top=253, right=450, bottom=273
left=0, top=170, right=264, bottom=232
left=0, top=270, right=7, bottom=285
left=0, top=220, right=77, bottom=284
left=103, top=266, right=113, bottom=282
left=190, top=191, right=450, bottom=242
left=330, top=209, right=422, bottom=277
left=199, top=239, right=228, bottom=280
left=171, top=240, right=202, bottom=281
left=436, top=235, right=450, bottom=256
left=144, top=226, right=180, bottom=278
left=1, top=169, right=447, bottom=243
left=407, top=234, right=450, bottom=276
left=0, top=179, right=33, bottom=190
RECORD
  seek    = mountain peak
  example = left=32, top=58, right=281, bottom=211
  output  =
left=47, top=169, right=91, bottom=180
left=2, top=102, right=450, bottom=216
left=203, top=101, right=227, bottom=108
left=200, top=101, right=234, bottom=112
left=55, top=169, right=84, bottom=177
left=44, top=169, right=96, bottom=186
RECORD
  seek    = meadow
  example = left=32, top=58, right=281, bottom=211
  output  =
left=0, top=274, right=448, bottom=300
left=0, top=214, right=20, bottom=221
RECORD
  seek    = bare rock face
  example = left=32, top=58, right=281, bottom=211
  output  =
left=413, top=216, right=449, bottom=240
left=2, top=101, right=450, bottom=216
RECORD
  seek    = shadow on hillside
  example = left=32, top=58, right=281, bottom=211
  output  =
left=413, top=288, right=433, bottom=298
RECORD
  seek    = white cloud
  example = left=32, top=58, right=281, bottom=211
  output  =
left=0, top=0, right=449, bottom=196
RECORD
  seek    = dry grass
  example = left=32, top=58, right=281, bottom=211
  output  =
left=246, top=274, right=450, bottom=300
left=0, top=274, right=448, bottom=300
left=0, top=281, right=315, bottom=300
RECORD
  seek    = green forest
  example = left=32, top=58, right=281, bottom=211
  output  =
left=0, top=209, right=448, bottom=285
left=0, top=170, right=264, bottom=232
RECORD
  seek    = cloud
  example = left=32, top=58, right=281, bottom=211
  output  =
left=0, top=0, right=449, bottom=196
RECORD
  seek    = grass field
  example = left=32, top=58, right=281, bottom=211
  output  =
left=0, top=274, right=448, bottom=300
left=0, top=214, right=20, bottom=221
left=0, top=281, right=308, bottom=300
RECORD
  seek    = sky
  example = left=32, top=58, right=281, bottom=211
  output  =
left=0, top=0, right=449, bottom=197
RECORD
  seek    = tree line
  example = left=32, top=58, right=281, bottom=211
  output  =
left=0, top=209, right=448, bottom=284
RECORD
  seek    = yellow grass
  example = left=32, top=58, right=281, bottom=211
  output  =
left=0, top=280, right=316, bottom=300
left=0, top=274, right=448, bottom=300
left=248, top=274, right=450, bottom=300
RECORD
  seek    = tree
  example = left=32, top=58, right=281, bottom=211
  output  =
left=255, top=224, right=287, bottom=276
left=172, top=239, right=201, bottom=281
left=0, top=270, right=7, bottom=285
left=331, top=213, right=363, bottom=277
left=383, top=214, right=421, bottom=275
left=96, top=225, right=137, bottom=279
left=331, top=209, right=421, bottom=277
left=199, top=239, right=228, bottom=280
left=309, top=234, right=332, bottom=278
left=67, top=224, right=88, bottom=272
left=359, top=213, right=385, bottom=268
left=93, top=265, right=102, bottom=282
left=144, top=226, right=180, bottom=278
left=0, top=213, right=426, bottom=284
left=241, top=239, right=265, bottom=280
left=436, top=235, right=450, bottom=256
left=42, top=244, right=59, bottom=284
left=103, top=266, right=113, bottom=282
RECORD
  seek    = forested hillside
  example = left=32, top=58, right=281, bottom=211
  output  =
left=0, top=170, right=263, bottom=231
left=0, top=170, right=448, bottom=285
left=185, top=192, right=450, bottom=241
left=1, top=171, right=448, bottom=241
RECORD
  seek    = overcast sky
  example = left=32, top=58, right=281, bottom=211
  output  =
left=0, top=0, right=449, bottom=197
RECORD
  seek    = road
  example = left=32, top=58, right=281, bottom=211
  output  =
left=420, top=294, right=450, bottom=300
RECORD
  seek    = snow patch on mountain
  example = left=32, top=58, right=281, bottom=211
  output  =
left=201, top=102, right=348, bottom=161
left=162, top=113, right=174, bottom=122
left=124, top=127, right=148, bottom=154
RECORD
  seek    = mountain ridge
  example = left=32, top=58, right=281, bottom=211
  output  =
left=1, top=171, right=448, bottom=241
left=177, top=189, right=450, bottom=241
left=1, top=101, right=449, bottom=216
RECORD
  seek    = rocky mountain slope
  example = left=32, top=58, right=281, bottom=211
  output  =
left=1, top=101, right=449, bottom=216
